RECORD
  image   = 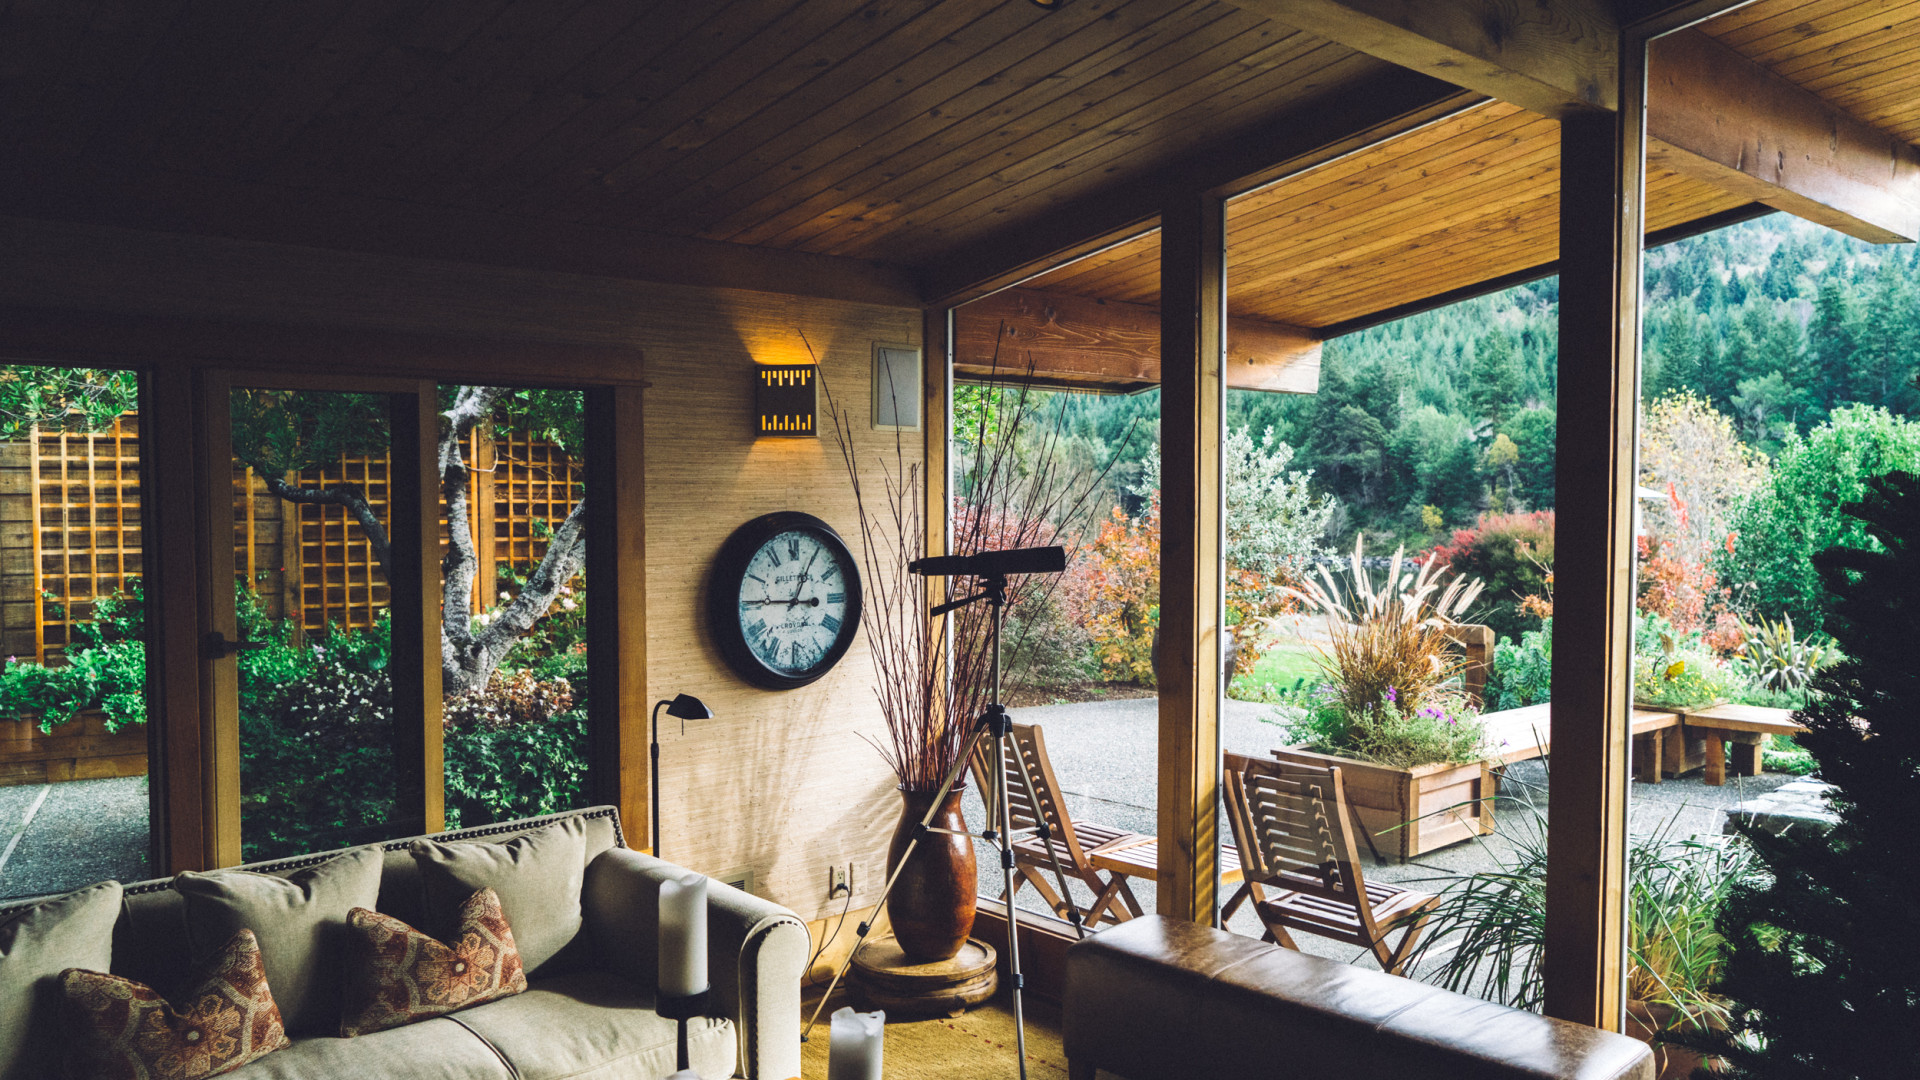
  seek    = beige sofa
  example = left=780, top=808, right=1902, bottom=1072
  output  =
left=0, top=806, right=807, bottom=1080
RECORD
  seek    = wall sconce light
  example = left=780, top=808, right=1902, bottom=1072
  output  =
left=1028, top=0, right=1064, bottom=8
left=756, top=363, right=817, bottom=438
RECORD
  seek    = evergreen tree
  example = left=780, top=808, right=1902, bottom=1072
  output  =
left=1469, top=328, right=1523, bottom=428
left=1807, top=278, right=1859, bottom=418
left=1702, top=469, right=1920, bottom=1078
left=1647, top=302, right=1705, bottom=401
left=1854, top=258, right=1918, bottom=411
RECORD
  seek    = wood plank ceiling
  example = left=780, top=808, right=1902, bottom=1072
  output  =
left=0, top=0, right=1394, bottom=271
left=1704, top=0, right=1920, bottom=145
left=1, top=0, right=1913, bottom=341
left=1017, top=101, right=1751, bottom=329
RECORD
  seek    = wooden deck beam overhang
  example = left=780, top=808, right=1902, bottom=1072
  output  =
left=953, top=287, right=1320, bottom=395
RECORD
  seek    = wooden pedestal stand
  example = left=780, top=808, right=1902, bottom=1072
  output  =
left=850, top=935, right=998, bottom=1018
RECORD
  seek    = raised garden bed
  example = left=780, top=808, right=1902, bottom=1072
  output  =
left=0, top=712, right=147, bottom=786
left=1270, top=744, right=1494, bottom=862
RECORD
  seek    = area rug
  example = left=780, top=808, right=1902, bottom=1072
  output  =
left=798, top=996, right=1071, bottom=1080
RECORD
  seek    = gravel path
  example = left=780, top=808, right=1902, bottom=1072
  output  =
left=0, top=776, right=152, bottom=902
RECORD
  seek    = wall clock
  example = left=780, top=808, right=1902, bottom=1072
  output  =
left=707, top=511, right=863, bottom=689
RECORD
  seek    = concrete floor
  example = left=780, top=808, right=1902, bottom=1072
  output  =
left=963, top=695, right=1789, bottom=970
left=0, top=774, right=152, bottom=902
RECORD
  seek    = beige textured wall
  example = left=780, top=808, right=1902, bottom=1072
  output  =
left=0, top=215, right=918, bottom=921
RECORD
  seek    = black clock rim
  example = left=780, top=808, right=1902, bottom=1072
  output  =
left=706, top=511, right=864, bottom=690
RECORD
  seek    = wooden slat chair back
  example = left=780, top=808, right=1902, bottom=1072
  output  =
left=1221, top=752, right=1440, bottom=975
left=969, top=721, right=1148, bottom=927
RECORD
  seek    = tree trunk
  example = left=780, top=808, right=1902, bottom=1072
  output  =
left=252, top=385, right=588, bottom=699
left=437, top=386, right=586, bottom=697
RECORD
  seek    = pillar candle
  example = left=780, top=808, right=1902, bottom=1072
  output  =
left=827, top=1006, right=885, bottom=1080
left=657, top=873, right=709, bottom=998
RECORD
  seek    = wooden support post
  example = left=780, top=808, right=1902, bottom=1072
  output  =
left=145, top=371, right=209, bottom=873
left=1545, top=45, right=1645, bottom=1029
left=1157, top=195, right=1226, bottom=925
left=193, top=370, right=242, bottom=868
left=387, top=385, right=444, bottom=837
left=586, top=384, right=649, bottom=846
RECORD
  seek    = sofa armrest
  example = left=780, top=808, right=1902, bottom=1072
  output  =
left=583, top=848, right=806, bottom=1080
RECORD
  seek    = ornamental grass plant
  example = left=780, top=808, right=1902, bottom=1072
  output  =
left=1268, top=538, right=1490, bottom=767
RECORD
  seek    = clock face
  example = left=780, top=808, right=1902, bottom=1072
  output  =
left=708, top=512, right=863, bottom=690
left=737, top=530, right=853, bottom=676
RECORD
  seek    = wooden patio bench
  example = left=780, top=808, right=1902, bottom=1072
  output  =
left=1680, top=703, right=1804, bottom=785
left=1478, top=703, right=1684, bottom=783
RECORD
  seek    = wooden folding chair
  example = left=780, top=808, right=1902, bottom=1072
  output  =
left=1221, top=752, right=1438, bottom=975
left=972, top=721, right=1243, bottom=929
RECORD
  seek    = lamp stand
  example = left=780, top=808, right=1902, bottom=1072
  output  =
left=650, top=699, right=666, bottom=857
left=658, top=989, right=710, bottom=1073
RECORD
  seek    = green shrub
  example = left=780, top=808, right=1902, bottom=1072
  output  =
left=0, top=579, right=147, bottom=732
left=1273, top=685, right=1488, bottom=768
left=1484, top=618, right=1553, bottom=711
left=444, top=709, right=588, bottom=830
left=1632, top=612, right=1734, bottom=709
left=1428, top=511, right=1553, bottom=643
left=1718, top=404, right=1920, bottom=630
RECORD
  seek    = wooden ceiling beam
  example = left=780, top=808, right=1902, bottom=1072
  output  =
left=1225, top=0, right=1619, bottom=116
left=1647, top=27, right=1920, bottom=245
left=954, top=287, right=1319, bottom=394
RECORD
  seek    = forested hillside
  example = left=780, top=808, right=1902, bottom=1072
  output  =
left=1041, top=211, right=1920, bottom=546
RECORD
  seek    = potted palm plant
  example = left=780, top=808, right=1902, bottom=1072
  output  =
left=1265, top=539, right=1494, bottom=860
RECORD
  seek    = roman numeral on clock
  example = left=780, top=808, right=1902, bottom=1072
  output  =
left=821, top=614, right=842, bottom=635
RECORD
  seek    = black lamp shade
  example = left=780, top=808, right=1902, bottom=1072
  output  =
left=755, top=364, right=817, bottom=437
left=663, top=693, right=712, bottom=721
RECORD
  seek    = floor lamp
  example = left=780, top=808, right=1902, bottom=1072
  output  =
left=651, top=693, right=712, bottom=858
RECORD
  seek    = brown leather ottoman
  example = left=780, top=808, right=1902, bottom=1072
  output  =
left=1063, top=916, right=1653, bottom=1080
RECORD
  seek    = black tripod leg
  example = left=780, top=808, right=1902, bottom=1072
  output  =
left=1005, top=729, right=1088, bottom=939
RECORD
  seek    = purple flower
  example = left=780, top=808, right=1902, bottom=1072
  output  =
left=1385, top=686, right=1397, bottom=703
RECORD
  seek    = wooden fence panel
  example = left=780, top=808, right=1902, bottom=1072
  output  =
left=6, top=413, right=581, bottom=658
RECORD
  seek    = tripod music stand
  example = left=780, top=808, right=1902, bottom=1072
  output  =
left=801, top=547, right=1084, bottom=1080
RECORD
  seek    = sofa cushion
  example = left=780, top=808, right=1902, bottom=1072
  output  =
left=60, top=927, right=292, bottom=1080
left=412, top=816, right=586, bottom=976
left=173, top=845, right=384, bottom=1036
left=448, top=970, right=737, bottom=1080
left=223, top=1018, right=513, bottom=1080
left=340, top=888, right=527, bottom=1037
left=0, top=879, right=121, bottom=1080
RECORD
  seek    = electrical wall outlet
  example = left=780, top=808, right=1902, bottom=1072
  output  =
left=829, top=864, right=852, bottom=899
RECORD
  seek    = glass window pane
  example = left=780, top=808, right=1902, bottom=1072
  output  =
left=231, top=388, right=399, bottom=862
left=0, top=365, right=151, bottom=900
left=438, top=386, right=589, bottom=830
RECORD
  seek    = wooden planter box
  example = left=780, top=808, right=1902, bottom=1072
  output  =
left=0, top=712, right=148, bottom=786
left=1271, top=745, right=1495, bottom=862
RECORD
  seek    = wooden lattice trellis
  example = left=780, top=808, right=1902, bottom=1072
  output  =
left=8, top=418, right=145, bottom=662
left=2, top=413, right=581, bottom=660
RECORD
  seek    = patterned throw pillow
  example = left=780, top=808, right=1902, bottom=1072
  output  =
left=60, top=928, right=291, bottom=1080
left=338, top=887, right=526, bottom=1038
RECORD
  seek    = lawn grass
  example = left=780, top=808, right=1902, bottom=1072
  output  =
left=1229, top=642, right=1328, bottom=700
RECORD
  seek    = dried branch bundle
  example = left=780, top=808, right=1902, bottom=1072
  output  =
left=819, top=334, right=1129, bottom=791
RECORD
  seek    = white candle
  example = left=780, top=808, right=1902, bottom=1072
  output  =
left=658, top=873, right=709, bottom=999
left=827, top=1005, right=885, bottom=1080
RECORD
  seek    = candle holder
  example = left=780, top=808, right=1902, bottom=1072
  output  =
left=657, top=989, right=710, bottom=1073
